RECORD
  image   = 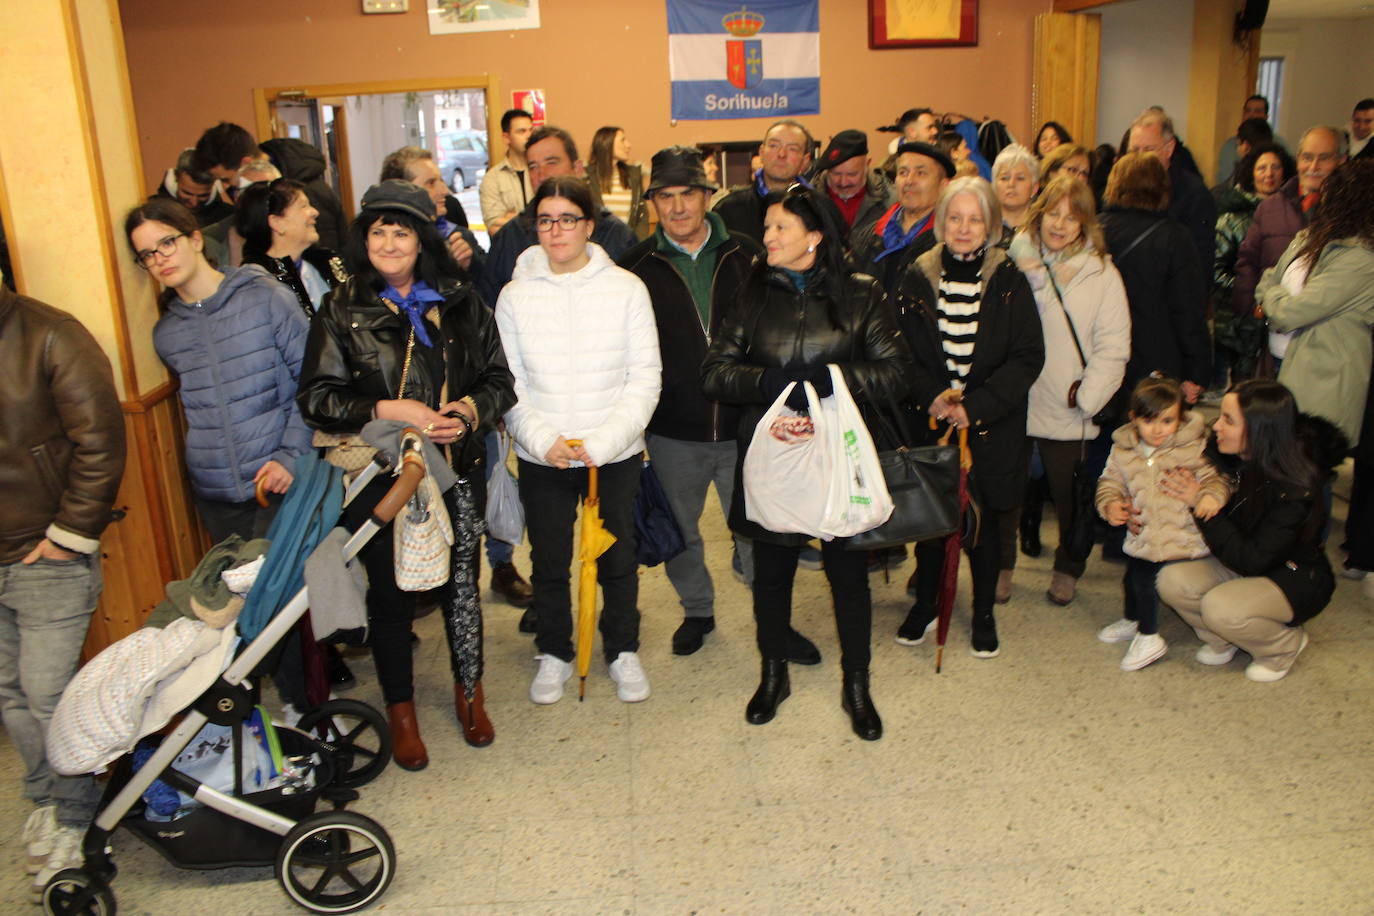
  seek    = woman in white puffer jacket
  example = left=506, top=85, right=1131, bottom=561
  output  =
left=1008, top=174, right=1131, bottom=606
left=495, top=176, right=661, bottom=707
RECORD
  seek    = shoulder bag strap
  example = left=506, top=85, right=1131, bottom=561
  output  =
left=1042, top=266, right=1088, bottom=370
left=1113, top=219, right=1163, bottom=263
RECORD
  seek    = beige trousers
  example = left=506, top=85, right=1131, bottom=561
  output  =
left=1156, top=557, right=1305, bottom=672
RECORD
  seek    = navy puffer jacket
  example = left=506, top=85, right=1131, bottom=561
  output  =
left=153, top=264, right=313, bottom=502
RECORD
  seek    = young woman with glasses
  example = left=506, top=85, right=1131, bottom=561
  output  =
left=494, top=176, right=661, bottom=708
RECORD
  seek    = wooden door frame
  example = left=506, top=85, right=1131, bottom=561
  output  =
left=253, top=75, right=502, bottom=162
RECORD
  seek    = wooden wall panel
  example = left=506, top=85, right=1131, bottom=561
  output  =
left=1032, top=12, right=1102, bottom=152
left=83, top=384, right=207, bottom=660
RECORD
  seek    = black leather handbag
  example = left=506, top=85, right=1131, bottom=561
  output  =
left=844, top=401, right=962, bottom=551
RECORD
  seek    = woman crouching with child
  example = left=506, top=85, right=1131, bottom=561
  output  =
left=1095, top=376, right=1228, bottom=670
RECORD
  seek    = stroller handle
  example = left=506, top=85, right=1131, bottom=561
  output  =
left=370, top=428, right=428, bottom=525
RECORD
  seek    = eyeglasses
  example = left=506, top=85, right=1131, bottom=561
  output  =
left=133, top=233, right=184, bottom=268
left=535, top=214, right=588, bottom=232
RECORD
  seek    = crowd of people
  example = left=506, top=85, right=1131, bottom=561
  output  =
left=7, top=95, right=1373, bottom=892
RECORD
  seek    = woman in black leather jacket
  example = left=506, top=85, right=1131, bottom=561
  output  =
left=701, top=186, right=910, bottom=740
left=892, top=177, right=1044, bottom=659
left=298, top=180, right=514, bottom=768
left=236, top=178, right=347, bottom=318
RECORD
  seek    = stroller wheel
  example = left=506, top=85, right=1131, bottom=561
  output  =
left=275, top=811, right=395, bottom=914
left=297, top=699, right=393, bottom=788
left=41, top=868, right=116, bottom=916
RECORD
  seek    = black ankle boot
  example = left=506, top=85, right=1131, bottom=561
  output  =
left=746, top=659, right=790, bottom=725
left=971, top=609, right=1000, bottom=658
left=841, top=670, right=882, bottom=740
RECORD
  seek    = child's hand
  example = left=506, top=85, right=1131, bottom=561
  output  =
left=1194, top=493, right=1222, bottom=521
left=1104, top=499, right=1134, bottom=527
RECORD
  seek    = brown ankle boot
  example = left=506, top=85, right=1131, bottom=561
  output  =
left=386, top=700, right=429, bottom=771
left=455, top=681, right=495, bottom=748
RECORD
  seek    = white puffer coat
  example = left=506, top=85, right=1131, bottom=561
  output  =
left=1009, top=235, right=1132, bottom=441
left=495, top=243, right=661, bottom=468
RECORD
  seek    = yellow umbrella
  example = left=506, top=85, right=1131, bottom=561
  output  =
left=567, top=441, right=617, bottom=700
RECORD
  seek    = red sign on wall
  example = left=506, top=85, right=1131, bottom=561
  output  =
left=511, top=90, right=546, bottom=126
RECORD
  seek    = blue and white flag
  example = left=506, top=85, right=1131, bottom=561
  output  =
left=667, top=0, right=820, bottom=121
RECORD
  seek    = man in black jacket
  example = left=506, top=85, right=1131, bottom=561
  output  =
left=712, top=119, right=843, bottom=246
left=618, top=147, right=766, bottom=656
left=1128, top=109, right=1217, bottom=278
left=194, top=122, right=348, bottom=250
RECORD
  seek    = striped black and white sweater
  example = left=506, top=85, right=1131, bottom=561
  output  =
left=936, top=245, right=986, bottom=390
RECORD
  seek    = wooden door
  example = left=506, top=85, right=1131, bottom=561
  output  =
left=1032, top=12, right=1102, bottom=150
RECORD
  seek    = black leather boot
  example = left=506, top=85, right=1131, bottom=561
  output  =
left=971, top=609, right=1000, bottom=658
left=1020, top=478, right=1044, bottom=558
left=745, top=659, right=790, bottom=725
left=841, top=670, right=882, bottom=740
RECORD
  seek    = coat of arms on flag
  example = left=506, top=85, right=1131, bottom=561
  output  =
left=667, top=1, right=820, bottom=121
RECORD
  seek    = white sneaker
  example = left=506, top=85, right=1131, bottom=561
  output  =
left=530, top=654, right=574, bottom=705
left=22, top=805, right=57, bottom=875
left=30, top=825, right=83, bottom=902
left=1097, top=618, right=1138, bottom=643
left=1195, top=643, right=1238, bottom=666
left=1120, top=632, right=1167, bottom=671
left=1245, top=632, right=1309, bottom=683
left=608, top=652, right=651, bottom=703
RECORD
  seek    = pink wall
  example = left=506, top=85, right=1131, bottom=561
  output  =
left=120, top=0, right=1050, bottom=195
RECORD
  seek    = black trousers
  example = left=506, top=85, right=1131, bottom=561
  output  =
left=752, top=538, right=871, bottom=672
left=913, top=507, right=1001, bottom=617
left=1033, top=437, right=1092, bottom=579
left=1346, top=458, right=1374, bottom=571
left=344, top=474, right=480, bottom=704
left=1123, top=556, right=1165, bottom=634
left=519, top=456, right=642, bottom=664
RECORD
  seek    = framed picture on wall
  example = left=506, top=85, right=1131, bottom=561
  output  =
left=427, top=0, right=540, bottom=36
left=869, top=0, right=977, bottom=49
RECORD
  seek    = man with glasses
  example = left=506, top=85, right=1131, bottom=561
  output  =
left=1234, top=125, right=1348, bottom=329
left=1128, top=108, right=1217, bottom=276
left=712, top=119, right=843, bottom=245
left=0, top=276, right=125, bottom=900
left=193, top=121, right=347, bottom=249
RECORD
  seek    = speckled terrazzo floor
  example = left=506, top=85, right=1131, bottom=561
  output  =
left=4, top=463, right=1371, bottom=915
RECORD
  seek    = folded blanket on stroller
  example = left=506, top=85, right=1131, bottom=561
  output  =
left=47, top=617, right=238, bottom=775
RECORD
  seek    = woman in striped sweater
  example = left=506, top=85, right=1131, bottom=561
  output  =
left=891, top=177, right=1045, bottom=658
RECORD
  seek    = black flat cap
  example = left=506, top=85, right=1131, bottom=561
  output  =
left=895, top=141, right=956, bottom=179
left=818, top=129, right=868, bottom=167
left=360, top=179, right=436, bottom=222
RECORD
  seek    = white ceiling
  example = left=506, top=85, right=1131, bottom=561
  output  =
left=1266, top=0, right=1373, bottom=19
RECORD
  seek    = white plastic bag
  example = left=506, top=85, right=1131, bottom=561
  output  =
left=486, top=431, right=524, bottom=545
left=818, top=364, right=894, bottom=538
left=743, top=380, right=834, bottom=538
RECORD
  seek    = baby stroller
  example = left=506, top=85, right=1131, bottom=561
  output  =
left=40, top=428, right=432, bottom=915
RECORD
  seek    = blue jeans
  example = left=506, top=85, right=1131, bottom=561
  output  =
left=484, top=430, right=515, bottom=566
left=0, top=553, right=103, bottom=826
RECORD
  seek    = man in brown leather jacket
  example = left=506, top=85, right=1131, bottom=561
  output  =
left=0, top=282, right=125, bottom=898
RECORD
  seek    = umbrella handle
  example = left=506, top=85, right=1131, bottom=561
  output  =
left=371, top=429, right=428, bottom=525
left=565, top=438, right=598, bottom=501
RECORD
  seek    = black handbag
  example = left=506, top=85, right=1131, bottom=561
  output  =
left=844, top=399, right=962, bottom=551
left=633, top=458, right=686, bottom=567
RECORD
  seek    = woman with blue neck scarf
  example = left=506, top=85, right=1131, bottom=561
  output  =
left=298, top=180, right=514, bottom=769
left=701, top=186, right=910, bottom=740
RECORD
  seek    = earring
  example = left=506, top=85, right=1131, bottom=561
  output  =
left=807, top=244, right=815, bottom=253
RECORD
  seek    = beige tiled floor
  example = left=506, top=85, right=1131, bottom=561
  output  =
left=4, top=465, right=1372, bottom=914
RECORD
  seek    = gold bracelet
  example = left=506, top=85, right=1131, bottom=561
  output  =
left=459, top=395, right=479, bottom=427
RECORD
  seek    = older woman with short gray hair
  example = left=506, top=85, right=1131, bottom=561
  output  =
left=891, top=177, right=1045, bottom=658
left=993, top=144, right=1040, bottom=240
